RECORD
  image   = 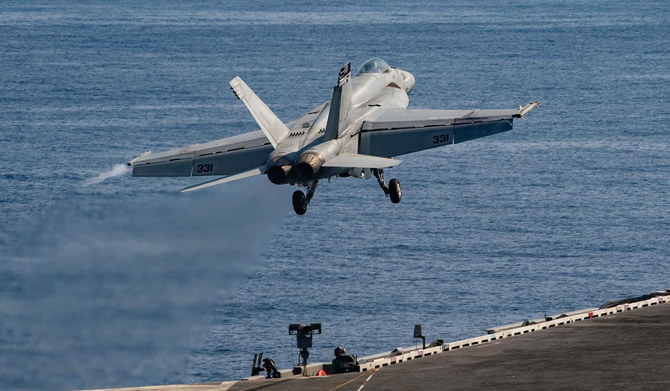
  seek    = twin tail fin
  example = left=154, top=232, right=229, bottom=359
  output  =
left=323, top=63, right=353, bottom=141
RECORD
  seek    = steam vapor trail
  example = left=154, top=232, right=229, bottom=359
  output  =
left=0, top=178, right=288, bottom=391
left=83, top=164, right=131, bottom=186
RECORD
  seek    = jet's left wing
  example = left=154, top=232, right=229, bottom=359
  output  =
left=127, top=130, right=272, bottom=177
left=358, top=102, right=538, bottom=158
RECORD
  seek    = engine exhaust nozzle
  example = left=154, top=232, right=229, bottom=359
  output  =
left=296, top=152, right=324, bottom=180
left=266, top=156, right=294, bottom=184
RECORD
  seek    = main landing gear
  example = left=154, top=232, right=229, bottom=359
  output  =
left=291, top=171, right=401, bottom=215
left=292, top=180, right=318, bottom=215
left=373, top=169, right=401, bottom=203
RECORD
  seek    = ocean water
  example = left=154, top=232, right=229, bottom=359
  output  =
left=0, top=1, right=668, bottom=389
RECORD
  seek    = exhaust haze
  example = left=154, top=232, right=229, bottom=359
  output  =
left=0, top=177, right=288, bottom=391
left=83, top=164, right=131, bottom=186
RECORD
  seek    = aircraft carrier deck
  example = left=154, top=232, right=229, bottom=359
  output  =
left=88, top=292, right=670, bottom=391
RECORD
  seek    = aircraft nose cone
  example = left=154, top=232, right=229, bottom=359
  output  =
left=405, top=72, right=415, bottom=93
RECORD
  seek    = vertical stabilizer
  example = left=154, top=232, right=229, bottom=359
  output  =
left=230, top=76, right=290, bottom=148
left=323, top=63, right=352, bottom=141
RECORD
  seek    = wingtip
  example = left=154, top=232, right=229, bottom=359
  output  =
left=229, top=76, right=244, bottom=100
left=127, top=150, right=151, bottom=166
left=514, top=101, right=539, bottom=118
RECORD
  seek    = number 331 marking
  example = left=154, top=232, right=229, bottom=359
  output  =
left=433, top=134, right=449, bottom=144
left=196, top=163, right=213, bottom=173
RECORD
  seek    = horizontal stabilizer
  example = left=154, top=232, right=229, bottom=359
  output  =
left=180, top=167, right=262, bottom=193
left=230, top=76, right=289, bottom=148
left=322, top=153, right=401, bottom=169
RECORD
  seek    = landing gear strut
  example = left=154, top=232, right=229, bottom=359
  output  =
left=374, top=169, right=401, bottom=203
left=292, top=180, right=318, bottom=215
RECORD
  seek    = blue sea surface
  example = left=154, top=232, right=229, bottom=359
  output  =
left=0, top=1, right=668, bottom=390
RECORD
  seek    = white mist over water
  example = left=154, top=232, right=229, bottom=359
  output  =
left=0, top=178, right=289, bottom=391
left=83, top=164, right=131, bottom=186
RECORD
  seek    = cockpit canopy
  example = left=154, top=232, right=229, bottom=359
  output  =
left=355, top=58, right=391, bottom=76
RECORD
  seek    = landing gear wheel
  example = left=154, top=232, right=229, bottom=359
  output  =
left=389, top=178, right=402, bottom=203
left=292, top=191, right=307, bottom=215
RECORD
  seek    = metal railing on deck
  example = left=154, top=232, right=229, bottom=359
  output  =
left=356, top=294, right=669, bottom=372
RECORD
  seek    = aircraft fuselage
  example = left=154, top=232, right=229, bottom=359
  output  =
left=266, top=65, right=415, bottom=185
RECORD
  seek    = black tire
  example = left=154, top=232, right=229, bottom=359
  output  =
left=389, top=178, right=402, bottom=203
left=292, top=191, right=307, bottom=215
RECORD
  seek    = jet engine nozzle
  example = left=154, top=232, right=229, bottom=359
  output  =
left=267, top=156, right=294, bottom=184
left=296, top=139, right=340, bottom=180
left=296, top=152, right=324, bottom=180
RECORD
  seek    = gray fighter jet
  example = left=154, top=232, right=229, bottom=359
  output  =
left=127, top=58, right=538, bottom=215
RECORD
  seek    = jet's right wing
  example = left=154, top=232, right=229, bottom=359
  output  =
left=358, top=102, right=538, bottom=158
left=128, top=130, right=272, bottom=177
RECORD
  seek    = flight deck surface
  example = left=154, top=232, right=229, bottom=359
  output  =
left=88, top=297, right=670, bottom=391
left=227, top=302, right=670, bottom=391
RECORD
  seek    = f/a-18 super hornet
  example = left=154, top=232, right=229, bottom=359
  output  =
left=127, top=58, right=538, bottom=215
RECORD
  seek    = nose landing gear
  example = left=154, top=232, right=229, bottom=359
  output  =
left=373, top=169, right=401, bottom=203
left=292, top=180, right=318, bottom=215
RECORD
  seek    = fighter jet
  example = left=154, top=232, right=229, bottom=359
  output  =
left=127, top=58, right=538, bottom=215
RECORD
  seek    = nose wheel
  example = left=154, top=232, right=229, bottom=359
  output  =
left=374, top=169, right=402, bottom=203
left=292, top=180, right=318, bottom=215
